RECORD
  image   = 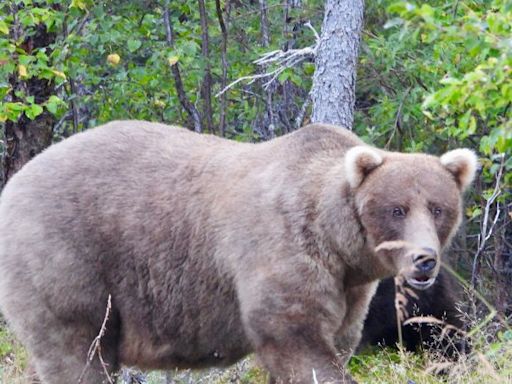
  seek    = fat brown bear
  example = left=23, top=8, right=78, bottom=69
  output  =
left=0, top=121, right=477, bottom=383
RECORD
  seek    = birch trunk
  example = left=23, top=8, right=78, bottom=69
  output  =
left=310, top=0, right=364, bottom=129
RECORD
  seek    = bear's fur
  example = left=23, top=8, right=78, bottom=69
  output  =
left=0, top=121, right=477, bottom=384
left=359, top=269, right=469, bottom=357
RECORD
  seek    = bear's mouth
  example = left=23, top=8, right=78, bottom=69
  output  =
left=406, top=276, right=436, bottom=290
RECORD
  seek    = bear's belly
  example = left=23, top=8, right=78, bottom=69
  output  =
left=119, top=317, right=251, bottom=370
left=117, top=277, right=252, bottom=370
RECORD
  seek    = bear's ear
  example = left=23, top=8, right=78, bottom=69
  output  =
left=345, top=146, right=383, bottom=188
left=440, top=148, right=478, bottom=191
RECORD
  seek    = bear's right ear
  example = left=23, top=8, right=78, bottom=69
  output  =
left=345, top=146, right=383, bottom=188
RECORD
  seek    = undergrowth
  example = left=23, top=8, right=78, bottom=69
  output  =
left=0, top=321, right=511, bottom=383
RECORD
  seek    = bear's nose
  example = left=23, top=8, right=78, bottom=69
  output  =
left=413, top=248, right=438, bottom=273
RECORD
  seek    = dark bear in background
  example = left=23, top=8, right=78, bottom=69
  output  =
left=359, top=268, right=468, bottom=357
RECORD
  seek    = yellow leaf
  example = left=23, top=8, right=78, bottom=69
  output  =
left=51, top=70, right=66, bottom=79
left=107, top=53, right=120, bottom=65
left=167, top=56, right=179, bottom=66
left=154, top=100, right=165, bottom=108
left=18, top=64, right=27, bottom=78
left=70, top=0, right=87, bottom=10
left=0, top=21, right=9, bottom=35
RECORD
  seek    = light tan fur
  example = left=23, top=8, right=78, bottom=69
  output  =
left=0, top=122, right=476, bottom=384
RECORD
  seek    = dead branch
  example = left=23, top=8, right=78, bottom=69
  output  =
left=471, top=153, right=505, bottom=287
left=77, top=294, right=113, bottom=384
left=295, top=94, right=310, bottom=129
left=216, top=22, right=319, bottom=97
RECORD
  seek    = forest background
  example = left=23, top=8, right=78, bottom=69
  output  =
left=0, top=0, right=511, bottom=383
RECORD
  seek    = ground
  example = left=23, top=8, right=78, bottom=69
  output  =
left=1, top=319, right=511, bottom=384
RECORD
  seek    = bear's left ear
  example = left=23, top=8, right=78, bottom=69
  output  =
left=345, top=146, right=383, bottom=188
left=440, top=148, right=478, bottom=191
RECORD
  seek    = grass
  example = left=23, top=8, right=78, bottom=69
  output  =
left=0, top=326, right=28, bottom=384
left=0, top=321, right=511, bottom=383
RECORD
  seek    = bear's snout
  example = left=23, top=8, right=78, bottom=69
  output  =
left=407, top=248, right=439, bottom=290
left=413, top=248, right=438, bottom=274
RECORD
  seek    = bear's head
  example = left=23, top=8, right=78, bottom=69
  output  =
left=345, top=146, right=478, bottom=290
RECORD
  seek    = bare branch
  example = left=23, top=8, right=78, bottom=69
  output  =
left=471, top=154, right=505, bottom=287
left=216, top=23, right=319, bottom=97
left=295, top=94, right=310, bottom=129
left=78, top=295, right=114, bottom=384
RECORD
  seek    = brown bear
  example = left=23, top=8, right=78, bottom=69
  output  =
left=359, top=269, right=469, bottom=357
left=0, top=121, right=477, bottom=384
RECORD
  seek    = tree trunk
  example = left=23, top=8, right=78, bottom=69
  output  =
left=2, top=3, right=56, bottom=187
left=310, top=0, right=364, bottom=129
left=258, top=0, right=275, bottom=139
left=198, top=0, right=214, bottom=134
left=215, top=0, right=229, bottom=137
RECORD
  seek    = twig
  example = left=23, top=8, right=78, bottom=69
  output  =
left=443, top=263, right=510, bottom=331
left=295, top=94, right=310, bottom=129
left=312, top=368, right=319, bottom=384
left=77, top=295, right=114, bottom=384
left=69, top=79, right=80, bottom=133
left=471, top=154, right=505, bottom=287
left=394, top=275, right=405, bottom=348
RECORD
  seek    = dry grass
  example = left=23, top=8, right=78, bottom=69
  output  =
left=1, top=316, right=511, bottom=384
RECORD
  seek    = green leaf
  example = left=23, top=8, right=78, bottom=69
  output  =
left=127, top=39, right=142, bottom=53
left=25, top=104, right=43, bottom=120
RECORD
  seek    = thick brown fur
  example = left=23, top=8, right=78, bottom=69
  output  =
left=0, top=122, right=476, bottom=383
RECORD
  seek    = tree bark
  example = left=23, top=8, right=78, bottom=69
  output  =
left=198, top=0, right=214, bottom=134
left=215, top=0, right=229, bottom=137
left=310, top=0, right=364, bottom=129
left=2, top=3, right=55, bottom=187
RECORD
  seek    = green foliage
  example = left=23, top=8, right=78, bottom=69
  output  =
left=0, top=0, right=323, bottom=140
left=356, top=0, right=511, bottom=187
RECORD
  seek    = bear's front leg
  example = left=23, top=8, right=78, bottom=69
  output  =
left=334, top=282, right=379, bottom=365
left=238, top=269, right=356, bottom=384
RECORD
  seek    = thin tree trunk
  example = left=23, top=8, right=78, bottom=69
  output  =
left=259, top=0, right=275, bottom=139
left=2, top=2, right=55, bottom=187
left=163, top=1, right=202, bottom=133
left=281, top=0, right=304, bottom=133
left=198, top=0, right=214, bottom=134
left=259, top=0, right=270, bottom=46
left=310, top=0, right=364, bottom=129
left=215, top=0, right=229, bottom=137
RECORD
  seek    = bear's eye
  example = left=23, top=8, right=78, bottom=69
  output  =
left=431, top=207, right=442, bottom=218
left=392, top=207, right=406, bottom=218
